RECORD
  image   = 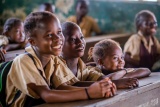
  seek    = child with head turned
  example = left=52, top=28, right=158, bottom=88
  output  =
left=0, top=18, right=28, bottom=62
left=61, top=21, right=144, bottom=89
left=5, top=11, right=116, bottom=107
left=124, top=10, right=160, bottom=71
left=38, top=2, right=55, bottom=13
left=67, top=0, right=102, bottom=37
left=91, top=39, right=150, bottom=87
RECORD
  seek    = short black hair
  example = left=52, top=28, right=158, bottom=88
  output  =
left=24, top=11, right=57, bottom=38
left=135, top=10, right=156, bottom=31
left=3, top=18, right=22, bottom=33
left=75, top=0, right=88, bottom=9
left=61, top=21, right=79, bottom=38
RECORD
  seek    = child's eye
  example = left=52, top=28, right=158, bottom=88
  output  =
left=48, top=34, right=53, bottom=37
left=57, top=31, right=62, bottom=35
left=70, top=38, right=76, bottom=43
left=80, top=36, right=84, bottom=40
left=113, top=56, right=118, bottom=60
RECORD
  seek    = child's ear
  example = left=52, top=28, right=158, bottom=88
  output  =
left=28, top=37, right=36, bottom=46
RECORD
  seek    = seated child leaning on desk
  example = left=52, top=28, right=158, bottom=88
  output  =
left=0, top=18, right=29, bottom=62
left=5, top=11, right=116, bottom=107
left=61, top=21, right=140, bottom=89
left=89, top=39, right=151, bottom=88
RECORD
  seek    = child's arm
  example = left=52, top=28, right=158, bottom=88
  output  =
left=27, top=78, right=116, bottom=103
left=57, top=81, right=94, bottom=89
left=99, top=76, right=139, bottom=89
left=123, top=68, right=151, bottom=79
left=112, top=78, right=139, bottom=89
left=99, top=68, right=150, bottom=80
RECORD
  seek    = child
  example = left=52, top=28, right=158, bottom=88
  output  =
left=0, top=18, right=28, bottom=62
left=38, top=2, right=55, bottom=13
left=5, top=12, right=116, bottom=107
left=91, top=39, right=151, bottom=81
left=67, top=0, right=101, bottom=37
left=61, top=21, right=140, bottom=89
left=124, top=10, right=160, bottom=70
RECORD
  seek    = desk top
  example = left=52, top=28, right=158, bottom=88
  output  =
left=36, top=73, right=160, bottom=107
left=85, top=33, right=130, bottom=43
left=4, top=49, right=25, bottom=61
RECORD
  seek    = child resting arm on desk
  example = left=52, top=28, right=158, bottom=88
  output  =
left=0, top=18, right=29, bottom=63
left=88, top=39, right=151, bottom=88
left=4, top=12, right=116, bottom=107
left=60, top=21, right=142, bottom=89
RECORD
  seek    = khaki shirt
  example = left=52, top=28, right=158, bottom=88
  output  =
left=67, top=16, right=101, bottom=37
left=0, top=35, right=9, bottom=46
left=124, top=31, right=160, bottom=61
left=59, top=57, right=104, bottom=82
left=6, top=46, right=78, bottom=107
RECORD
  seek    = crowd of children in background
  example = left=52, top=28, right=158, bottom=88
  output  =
left=0, top=0, right=159, bottom=106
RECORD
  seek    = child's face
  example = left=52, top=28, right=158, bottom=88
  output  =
left=101, top=45, right=125, bottom=72
left=139, top=15, right=157, bottom=36
left=76, top=2, right=88, bottom=17
left=31, top=17, right=64, bottom=56
left=7, top=22, right=25, bottom=43
left=63, top=26, right=86, bottom=58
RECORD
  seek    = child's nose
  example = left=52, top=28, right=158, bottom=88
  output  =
left=53, top=35, right=62, bottom=41
left=119, top=58, right=124, bottom=63
left=77, top=38, right=83, bottom=45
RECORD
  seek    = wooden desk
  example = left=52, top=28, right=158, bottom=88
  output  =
left=36, top=73, right=160, bottom=107
left=5, top=49, right=25, bottom=61
left=82, top=33, right=131, bottom=62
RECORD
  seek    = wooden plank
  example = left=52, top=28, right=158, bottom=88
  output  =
left=35, top=73, right=160, bottom=107
left=4, top=49, right=25, bottom=61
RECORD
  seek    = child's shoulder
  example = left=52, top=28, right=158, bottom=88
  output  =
left=128, top=33, right=141, bottom=41
left=85, top=16, right=96, bottom=22
left=0, top=35, right=9, bottom=46
left=87, top=66, right=102, bottom=73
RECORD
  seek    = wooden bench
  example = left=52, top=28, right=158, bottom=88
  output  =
left=82, top=33, right=131, bottom=62
left=5, top=49, right=25, bottom=61
left=35, top=73, right=160, bottom=107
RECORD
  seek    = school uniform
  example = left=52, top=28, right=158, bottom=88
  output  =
left=6, top=46, right=79, bottom=107
left=59, top=57, right=104, bottom=82
left=67, top=16, right=101, bottom=37
left=0, top=35, right=9, bottom=46
left=124, top=31, right=160, bottom=70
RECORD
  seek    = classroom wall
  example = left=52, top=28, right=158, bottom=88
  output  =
left=1, top=0, right=160, bottom=39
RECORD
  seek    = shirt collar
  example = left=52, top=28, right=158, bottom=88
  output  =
left=138, top=31, right=154, bottom=53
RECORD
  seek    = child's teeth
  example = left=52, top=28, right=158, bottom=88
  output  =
left=53, top=45, right=61, bottom=48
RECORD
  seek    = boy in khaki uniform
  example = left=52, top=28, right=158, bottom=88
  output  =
left=5, top=11, right=116, bottom=107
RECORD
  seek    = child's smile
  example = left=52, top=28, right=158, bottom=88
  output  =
left=30, top=16, right=64, bottom=56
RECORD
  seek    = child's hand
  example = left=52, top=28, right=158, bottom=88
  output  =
left=113, top=78, right=139, bottom=89
left=87, top=77, right=116, bottom=99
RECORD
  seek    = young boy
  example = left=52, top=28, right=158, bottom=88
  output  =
left=124, top=10, right=160, bottom=70
left=92, top=39, right=151, bottom=81
left=67, top=0, right=101, bottom=37
left=5, top=12, right=116, bottom=107
left=61, top=21, right=141, bottom=89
